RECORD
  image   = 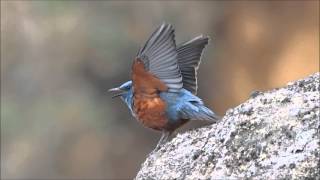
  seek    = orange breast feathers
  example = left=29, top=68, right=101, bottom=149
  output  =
left=131, top=59, right=169, bottom=130
left=133, top=97, right=168, bottom=130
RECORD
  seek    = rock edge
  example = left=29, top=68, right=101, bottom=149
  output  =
left=136, top=73, right=320, bottom=180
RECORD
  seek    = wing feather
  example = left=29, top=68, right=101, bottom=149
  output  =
left=177, top=35, right=209, bottom=94
left=136, top=23, right=183, bottom=92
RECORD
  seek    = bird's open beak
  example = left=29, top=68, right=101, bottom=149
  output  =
left=108, top=87, right=126, bottom=98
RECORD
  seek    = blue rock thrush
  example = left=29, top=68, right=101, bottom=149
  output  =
left=109, top=23, right=220, bottom=149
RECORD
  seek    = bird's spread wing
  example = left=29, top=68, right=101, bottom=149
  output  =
left=177, top=36, right=209, bottom=94
left=133, top=23, right=183, bottom=93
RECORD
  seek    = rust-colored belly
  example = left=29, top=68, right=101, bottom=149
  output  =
left=133, top=96, right=168, bottom=131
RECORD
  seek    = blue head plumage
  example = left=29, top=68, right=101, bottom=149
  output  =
left=109, top=81, right=133, bottom=112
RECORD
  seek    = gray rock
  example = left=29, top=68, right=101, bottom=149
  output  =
left=136, top=73, right=320, bottom=180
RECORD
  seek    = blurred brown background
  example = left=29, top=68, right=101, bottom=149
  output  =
left=1, top=1, right=319, bottom=179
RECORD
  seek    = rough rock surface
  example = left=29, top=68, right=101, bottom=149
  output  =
left=136, top=73, right=320, bottom=179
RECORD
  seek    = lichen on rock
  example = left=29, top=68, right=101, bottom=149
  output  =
left=136, top=73, right=320, bottom=180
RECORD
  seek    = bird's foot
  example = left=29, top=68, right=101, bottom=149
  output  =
left=154, top=142, right=163, bottom=151
left=149, top=131, right=171, bottom=155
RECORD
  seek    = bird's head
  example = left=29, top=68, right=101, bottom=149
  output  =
left=108, top=81, right=133, bottom=101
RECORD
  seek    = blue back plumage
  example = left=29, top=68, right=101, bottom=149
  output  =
left=160, top=89, right=219, bottom=122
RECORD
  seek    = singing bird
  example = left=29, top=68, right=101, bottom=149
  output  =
left=109, top=23, right=220, bottom=149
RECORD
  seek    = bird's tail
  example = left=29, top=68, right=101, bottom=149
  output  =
left=181, top=103, right=222, bottom=122
left=197, top=105, right=222, bottom=122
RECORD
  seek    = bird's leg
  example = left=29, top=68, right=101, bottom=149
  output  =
left=154, top=130, right=172, bottom=151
